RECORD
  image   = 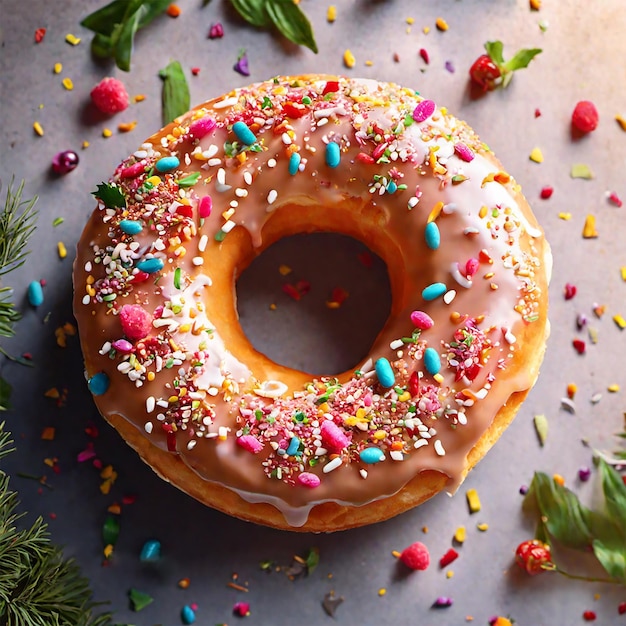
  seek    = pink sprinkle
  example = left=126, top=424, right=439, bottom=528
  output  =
left=208, top=22, right=224, bottom=39
left=412, top=99, right=436, bottom=123
left=320, top=420, right=350, bottom=452
left=188, top=116, right=217, bottom=140
left=120, top=161, right=145, bottom=179
left=233, top=602, right=250, bottom=617
left=465, top=258, right=479, bottom=277
left=454, top=142, right=475, bottom=162
left=77, top=443, right=96, bottom=463
left=419, top=48, right=430, bottom=64
left=363, top=392, right=372, bottom=407
left=298, top=472, right=321, bottom=488
left=119, top=304, right=153, bottom=342
left=237, top=435, right=264, bottom=454
left=410, top=310, right=434, bottom=330
left=608, top=191, right=623, bottom=207
left=198, top=195, right=212, bottom=218
left=112, top=338, right=134, bottom=353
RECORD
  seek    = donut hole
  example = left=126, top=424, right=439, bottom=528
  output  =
left=236, top=233, right=391, bottom=376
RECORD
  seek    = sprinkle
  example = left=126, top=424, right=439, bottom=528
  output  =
left=412, top=99, right=436, bottom=123
left=327, top=5, right=337, bottom=22
left=62, top=77, right=74, bottom=90
left=444, top=60, right=455, bottom=73
left=181, top=605, right=195, bottom=625
left=423, top=347, right=441, bottom=376
left=166, top=3, right=181, bottom=17
left=41, top=427, right=55, bottom=440
left=466, top=488, right=481, bottom=513
left=343, top=49, right=356, bottom=68
left=88, top=372, right=110, bottom=396
left=608, top=383, right=620, bottom=392
left=65, top=33, right=81, bottom=45
left=298, top=472, right=321, bottom=488
left=613, top=314, right=626, bottom=329
left=563, top=283, right=577, bottom=300
left=540, top=186, right=553, bottom=199
left=435, top=17, right=449, bottom=31
left=136, top=258, right=164, bottom=274
left=53, top=63, right=62, bottom=74
left=433, top=597, right=453, bottom=608
left=453, top=526, right=466, bottom=543
left=375, top=357, right=395, bottom=388
left=155, top=155, right=180, bottom=172
left=102, top=128, right=113, bottom=138
left=582, top=214, right=598, bottom=238
left=119, top=219, right=143, bottom=235
left=128, top=588, right=154, bottom=612
left=33, top=121, right=44, bottom=136
left=118, top=121, right=137, bottom=133
left=476, top=522, right=489, bottom=531
left=454, top=143, right=474, bottom=162
left=140, top=539, right=161, bottom=561
left=424, top=221, right=440, bottom=250
left=410, top=310, right=434, bottom=330
left=57, top=242, right=67, bottom=259
left=208, top=22, right=224, bottom=38
left=288, top=152, right=301, bottom=175
left=27, top=280, right=44, bottom=306
left=571, top=163, right=594, bottom=179
left=233, top=50, right=250, bottom=76
left=232, top=120, right=256, bottom=145
left=561, top=398, right=576, bottom=413
left=533, top=414, right=548, bottom=445
left=572, top=338, right=586, bottom=354
left=558, top=212, right=572, bottom=220
left=529, top=147, right=544, bottom=163
left=35, top=27, right=46, bottom=43
left=323, top=457, right=343, bottom=473
left=326, top=141, right=341, bottom=168
left=434, top=440, right=445, bottom=456
left=439, top=548, right=459, bottom=568
left=422, top=282, right=446, bottom=301
left=360, top=447, right=385, bottom=464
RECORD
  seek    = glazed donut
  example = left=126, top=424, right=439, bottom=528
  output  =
left=73, top=75, right=550, bottom=532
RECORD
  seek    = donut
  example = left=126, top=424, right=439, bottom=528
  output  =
left=73, top=75, right=551, bottom=532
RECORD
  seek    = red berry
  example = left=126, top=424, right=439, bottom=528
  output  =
left=90, top=77, right=130, bottom=115
left=571, top=100, right=599, bottom=133
left=583, top=610, right=596, bottom=621
left=469, top=54, right=501, bottom=91
left=515, top=539, right=554, bottom=575
left=399, top=541, right=430, bottom=571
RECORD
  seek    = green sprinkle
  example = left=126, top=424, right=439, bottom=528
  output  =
left=215, top=229, right=226, bottom=242
left=533, top=413, right=549, bottom=446
left=128, top=588, right=154, bottom=612
left=177, top=172, right=201, bottom=187
left=571, top=163, right=594, bottom=179
left=52, top=217, right=64, bottom=227
left=174, top=267, right=181, bottom=290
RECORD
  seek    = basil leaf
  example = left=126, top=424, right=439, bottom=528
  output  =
left=159, top=61, right=190, bottom=126
left=137, top=0, right=172, bottom=28
left=484, top=40, right=504, bottom=66
left=115, top=5, right=146, bottom=72
left=592, top=537, right=626, bottom=584
left=502, top=48, right=542, bottom=72
left=527, top=471, right=593, bottom=549
left=230, top=0, right=271, bottom=27
left=90, top=32, right=115, bottom=59
left=265, top=0, right=318, bottom=53
left=599, top=458, right=626, bottom=525
left=81, top=0, right=129, bottom=36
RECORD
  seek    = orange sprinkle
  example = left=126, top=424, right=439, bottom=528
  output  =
left=118, top=121, right=137, bottom=133
left=166, top=3, right=181, bottom=17
left=553, top=473, right=565, bottom=486
left=41, top=427, right=56, bottom=440
left=133, top=94, right=146, bottom=103
left=107, top=502, right=122, bottom=514
left=427, top=201, right=444, bottom=223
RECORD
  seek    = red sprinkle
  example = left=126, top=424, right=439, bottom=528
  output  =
left=563, top=283, right=577, bottom=300
left=34, top=27, right=46, bottom=43
left=534, top=108, right=542, bottom=118
left=572, top=338, right=586, bottom=354
left=399, top=542, right=430, bottom=571
left=582, top=610, right=596, bottom=621
left=618, top=602, right=626, bottom=615
left=191, top=67, right=200, bottom=76
left=540, top=186, right=553, bottom=199
left=408, top=371, right=419, bottom=397
left=439, top=548, right=459, bottom=568
left=322, top=80, right=339, bottom=95
left=608, top=191, right=623, bottom=207
left=419, top=48, right=430, bottom=64
left=572, top=100, right=599, bottom=134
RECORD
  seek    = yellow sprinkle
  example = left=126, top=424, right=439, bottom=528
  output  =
left=327, top=5, right=336, bottom=22
left=33, top=121, right=44, bottom=136
left=397, top=391, right=411, bottom=402
left=582, top=214, right=598, bottom=238
left=423, top=25, right=430, bottom=34
left=278, top=264, right=292, bottom=276
left=529, top=147, right=544, bottom=163
left=422, top=525, right=429, bottom=533
left=62, top=77, right=74, bottom=90
left=53, top=62, right=62, bottom=74
left=529, top=0, right=541, bottom=9
left=65, top=33, right=81, bottom=45
left=82, top=140, right=90, bottom=149
left=406, top=17, right=415, bottom=24
left=134, top=94, right=146, bottom=103
left=57, top=242, right=67, bottom=259
left=476, top=522, right=489, bottom=532
left=103, top=544, right=114, bottom=559
left=615, top=114, right=626, bottom=131
left=453, top=526, right=466, bottom=543
left=433, top=373, right=444, bottom=384
left=446, top=570, right=454, bottom=579
left=146, top=175, right=161, bottom=186
left=378, top=588, right=386, bottom=597
left=435, top=17, right=449, bottom=31
left=553, top=473, right=565, bottom=486
left=118, top=121, right=137, bottom=133
left=365, top=60, right=374, bottom=67
left=558, top=212, right=572, bottom=220
left=391, top=550, right=401, bottom=558
left=373, top=430, right=387, bottom=441
left=102, top=128, right=113, bottom=138
left=269, top=303, right=277, bottom=310
left=343, top=49, right=356, bottom=69
left=427, top=201, right=444, bottom=223
left=466, top=488, right=481, bottom=513
left=492, top=618, right=513, bottom=626
left=613, top=314, right=626, bottom=329
left=608, top=383, right=620, bottom=392
left=147, top=371, right=156, bottom=382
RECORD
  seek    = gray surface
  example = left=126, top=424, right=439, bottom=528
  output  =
left=1, top=1, right=626, bottom=624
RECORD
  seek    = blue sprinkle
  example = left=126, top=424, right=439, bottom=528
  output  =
left=424, top=347, right=441, bottom=376
left=181, top=605, right=196, bottom=625
left=286, top=436, right=300, bottom=456
left=88, top=372, right=110, bottom=396
left=140, top=539, right=161, bottom=562
left=360, top=447, right=385, bottom=464
left=325, top=141, right=341, bottom=168
left=27, top=281, right=44, bottom=307
left=232, top=120, right=256, bottom=145
left=155, top=156, right=180, bottom=172
left=136, top=258, right=164, bottom=274
left=422, top=282, right=447, bottom=301
left=119, top=219, right=143, bottom=236
left=288, top=152, right=301, bottom=175
left=375, top=357, right=395, bottom=388
left=386, top=180, right=398, bottom=194
left=424, top=221, right=440, bottom=250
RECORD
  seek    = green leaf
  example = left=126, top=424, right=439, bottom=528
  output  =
left=137, top=0, right=172, bottom=28
left=114, top=5, right=145, bottom=72
left=503, top=48, right=543, bottom=72
left=526, top=472, right=593, bottom=549
left=598, top=458, right=626, bottom=525
left=230, top=0, right=271, bottom=27
left=91, top=32, right=115, bottom=59
left=92, top=182, right=127, bottom=209
left=159, top=60, right=190, bottom=126
left=128, top=588, right=154, bottom=611
left=0, top=376, right=11, bottom=411
left=485, top=40, right=504, bottom=66
left=592, top=537, right=626, bottom=584
left=265, top=0, right=318, bottom=53
left=81, top=0, right=129, bottom=35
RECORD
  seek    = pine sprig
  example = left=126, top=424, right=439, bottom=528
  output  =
left=0, top=424, right=113, bottom=625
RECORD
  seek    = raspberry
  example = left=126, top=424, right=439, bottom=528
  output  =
left=90, top=77, right=130, bottom=115
left=571, top=100, right=599, bottom=134
left=515, top=539, right=554, bottom=575
left=399, top=541, right=430, bottom=571
left=119, top=304, right=153, bottom=342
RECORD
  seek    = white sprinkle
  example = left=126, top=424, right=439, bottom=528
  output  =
left=408, top=196, right=419, bottom=209
left=267, top=158, right=277, bottom=168
left=222, top=219, right=236, bottom=233
left=390, top=450, right=404, bottom=461
left=214, top=95, right=238, bottom=109
left=389, top=339, right=404, bottom=350
left=134, top=150, right=148, bottom=159
left=82, top=294, right=90, bottom=305
left=255, top=379, right=288, bottom=398
left=243, top=171, right=253, bottom=185
left=414, top=438, right=428, bottom=449
left=443, top=289, right=457, bottom=304
left=191, top=256, right=204, bottom=266
left=235, top=188, right=248, bottom=198
left=504, top=329, right=517, bottom=344
left=434, top=439, right=446, bottom=456
left=359, top=468, right=368, bottom=479
left=267, top=189, right=278, bottom=205
left=84, top=261, right=92, bottom=272
left=207, top=157, right=221, bottom=167
left=198, top=234, right=209, bottom=252
left=204, top=145, right=218, bottom=158
left=281, top=132, right=292, bottom=145
left=187, top=439, right=197, bottom=450
left=218, top=426, right=229, bottom=439
left=323, top=457, right=343, bottom=473
left=144, top=421, right=153, bottom=434
left=146, top=396, right=156, bottom=413
left=450, top=263, right=472, bottom=289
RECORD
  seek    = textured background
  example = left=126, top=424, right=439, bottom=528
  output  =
left=1, top=1, right=626, bottom=624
